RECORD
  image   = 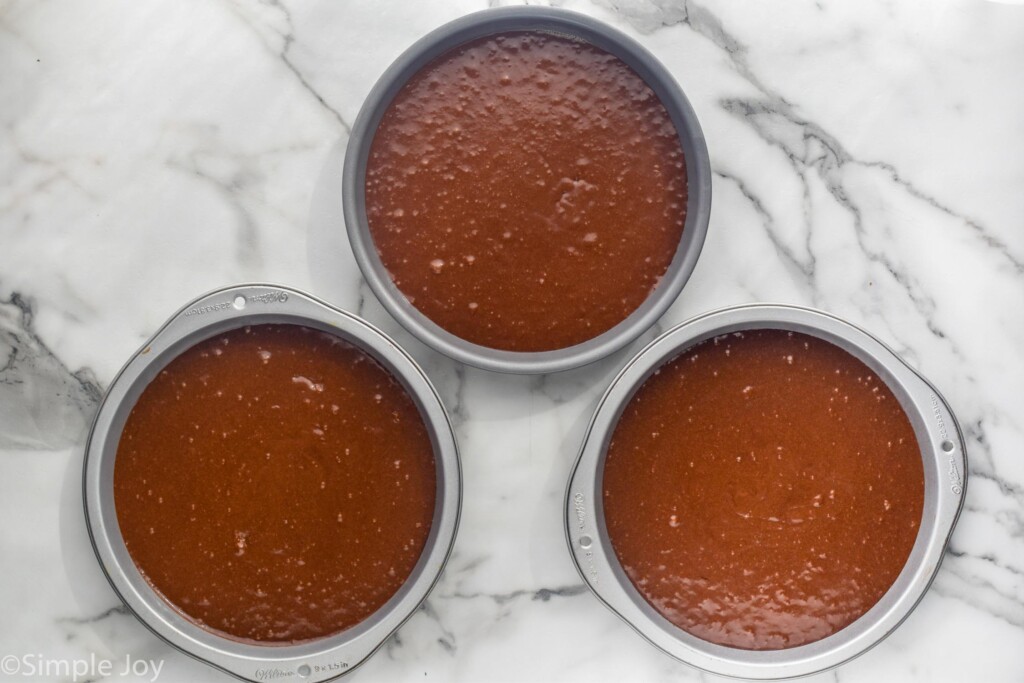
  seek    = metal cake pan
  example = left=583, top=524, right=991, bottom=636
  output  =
left=342, top=6, right=712, bottom=374
left=565, top=303, right=967, bottom=679
left=83, top=284, right=462, bottom=683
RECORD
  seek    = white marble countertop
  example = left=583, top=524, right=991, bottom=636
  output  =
left=2, top=0, right=1023, bottom=681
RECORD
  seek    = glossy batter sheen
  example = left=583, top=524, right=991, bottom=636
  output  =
left=114, top=324, right=436, bottom=643
left=365, top=31, right=687, bottom=352
left=603, top=330, right=924, bottom=650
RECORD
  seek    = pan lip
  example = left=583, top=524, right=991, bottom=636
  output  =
left=342, top=5, right=712, bottom=374
left=82, top=283, right=462, bottom=683
left=564, top=302, right=967, bottom=679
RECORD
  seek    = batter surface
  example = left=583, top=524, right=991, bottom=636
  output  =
left=115, top=324, right=436, bottom=643
left=365, top=31, right=687, bottom=352
left=602, top=329, right=924, bottom=650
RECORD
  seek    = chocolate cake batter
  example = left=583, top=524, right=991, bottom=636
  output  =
left=365, top=31, right=687, bottom=351
left=115, top=324, right=436, bottom=643
left=602, top=329, right=924, bottom=650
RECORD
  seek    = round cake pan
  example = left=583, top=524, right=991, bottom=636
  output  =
left=83, top=284, right=462, bottom=682
left=343, top=6, right=712, bottom=374
left=565, top=303, right=967, bottom=679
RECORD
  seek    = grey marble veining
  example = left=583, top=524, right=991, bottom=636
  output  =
left=1, top=0, right=1022, bottom=681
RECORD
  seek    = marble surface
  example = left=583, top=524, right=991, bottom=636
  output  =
left=2, top=0, right=1023, bottom=681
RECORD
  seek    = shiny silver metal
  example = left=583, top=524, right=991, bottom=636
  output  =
left=565, top=303, right=966, bottom=679
left=84, top=284, right=462, bottom=683
left=343, top=6, right=712, bottom=374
